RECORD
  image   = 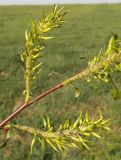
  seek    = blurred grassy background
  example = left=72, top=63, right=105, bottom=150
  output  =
left=0, top=4, right=121, bottom=160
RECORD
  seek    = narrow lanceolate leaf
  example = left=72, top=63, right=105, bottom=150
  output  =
left=21, top=54, right=25, bottom=62
left=63, top=119, right=69, bottom=129
left=106, top=34, right=118, bottom=55
left=47, top=116, right=51, bottom=129
left=46, top=139, right=58, bottom=152
left=55, top=139, right=64, bottom=152
left=77, top=137, right=90, bottom=150
left=85, top=112, right=89, bottom=123
left=31, top=135, right=36, bottom=155
left=70, top=143, right=80, bottom=149
left=32, top=62, right=43, bottom=72
left=40, top=36, right=54, bottom=40
left=103, top=126, right=110, bottom=131
left=71, top=136, right=81, bottom=143
left=82, top=132, right=91, bottom=137
left=92, top=132, right=101, bottom=139
left=101, top=119, right=111, bottom=125
left=53, top=4, right=58, bottom=14
left=72, top=113, right=82, bottom=129
left=25, top=30, right=29, bottom=41
left=56, top=142, right=63, bottom=152
left=42, top=116, right=47, bottom=128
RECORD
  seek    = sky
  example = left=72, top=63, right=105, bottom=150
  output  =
left=0, top=0, right=121, bottom=5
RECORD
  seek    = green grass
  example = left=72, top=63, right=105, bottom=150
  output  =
left=1, top=4, right=121, bottom=160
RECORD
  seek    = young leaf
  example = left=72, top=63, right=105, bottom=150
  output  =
left=0, top=129, right=10, bottom=150
left=72, top=113, right=82, bottom=129
left=40, top=36, right=54, bottom=40
left=47, top=116, right=51, bottom=129
left=75, top=87, right=81, bottom=98
left=31, top=135, right=36, bottom=155
left=92, top=132, right=101, bottom=139
left=46, top=139, right=58, bottom=152
left=42, top=116, right=47, bottom=128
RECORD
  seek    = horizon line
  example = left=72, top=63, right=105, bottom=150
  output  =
left=0, top=2, right=121, bottom=6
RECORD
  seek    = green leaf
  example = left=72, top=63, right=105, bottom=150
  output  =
left=103, top=126, right=111, bottom=131
left=55, top=139, right=66, bottom=150
left=25, top=30, right=29, bottom=41
left=38, top=138, right=45, bottom=153
left=58, top=124, right=63, bottom=131
left=75, top=87, right=81, bottom=98
left=53, top=4, right=58, bottom=14
left=106, top=34, right=118, bottom=55
left=42, top=116, right=47, bottom=128
left=40, top=36, right=53, bottom=40
left=99, top=112, right=103, bottom=120
left=21, top=54, right=25, bottom=63
left=63, top=119, right=69, bottom=129
left=46, top=139, right=58, bottom=152
left=101, top=119, right=111, bottom=125
left=72, top=114, right=82, bottom=129
left=31, top=135, right=36, bottom=155
left=85, top=112, right=89, bottom=123
left=92, top=132, right=101, bottom=139
left=70, top=143, right=80, bottom=149
left=47, top=116, right=51, bottom=129
left=0, top=129, right=10, bottom=150
left=57, top=6, right=64, bottom=15
left=79, top=137, right=90, bottom=150
left=32, top=62, right=43, bottom=72
left=56, top=141, right=63, bottom=152
left=71, top=136, right=81, bottom=142
left=82, top=132, right=91, bottom=137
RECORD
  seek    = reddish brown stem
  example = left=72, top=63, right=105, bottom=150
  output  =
left=1, top=50, right=119, bottom=129
left=0, top=83, right=64, bottom=129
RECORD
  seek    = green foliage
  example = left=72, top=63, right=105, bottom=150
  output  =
left=13, top=5, right=115, bottom=154
left=61, top=34, right=121, bottom=102
left=1, top=4, right=121, bottom=160
left=88, top=34, right=121, bottom=83
left=21, top=5, right=67, bottom=102
left=87, top=34, right=121, bottom=99
left=11, top=113, right=110, bottom=152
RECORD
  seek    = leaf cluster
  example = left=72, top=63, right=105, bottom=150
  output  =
left=21, top=5, right=68, bottom=101
left=88, top=34, right=121, bottom=83
left=11, top=113, right=110, bottom=153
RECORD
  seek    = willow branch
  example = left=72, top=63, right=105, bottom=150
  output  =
left=11, top=113, right=110, bottom=151
left=0, top=50, right=121, bottom=129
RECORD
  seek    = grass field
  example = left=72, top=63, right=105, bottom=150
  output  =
left=1, top=4, right=121, bottom=160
